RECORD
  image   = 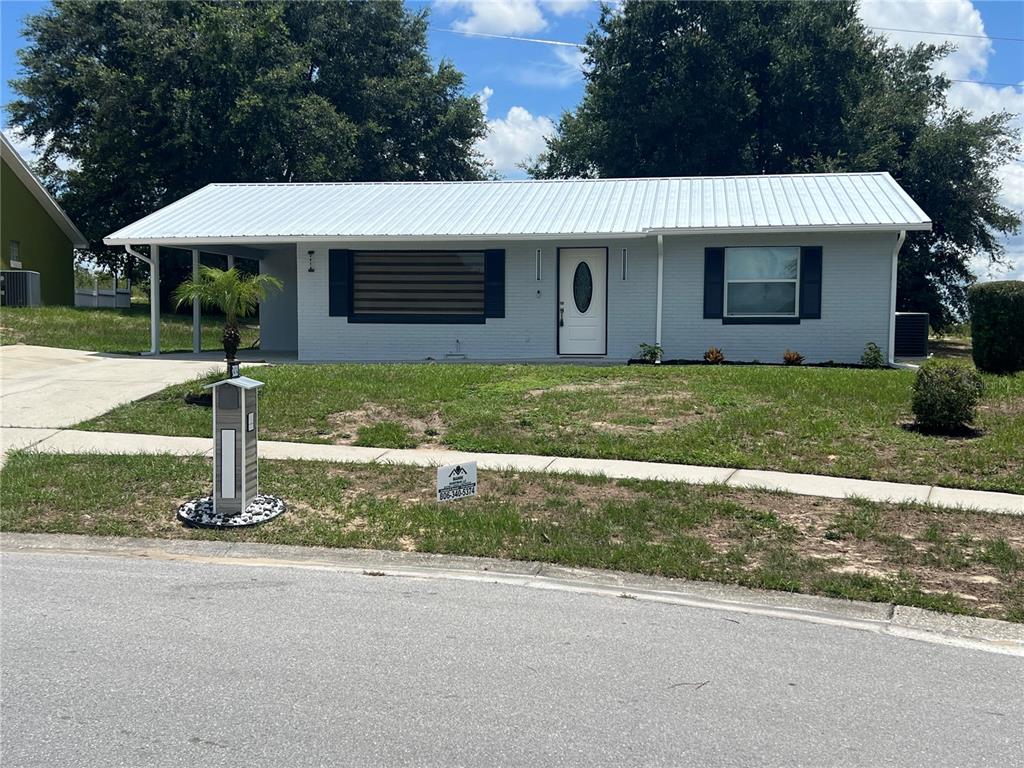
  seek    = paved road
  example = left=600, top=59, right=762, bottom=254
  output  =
left=0, top=345, right=219, bottom=429
left=2, top=551, right=1022, bottom=767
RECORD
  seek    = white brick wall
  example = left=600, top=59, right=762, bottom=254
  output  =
left=661, top=231, right=897, bottom=363
left=290, top=232, right=896, bottom=364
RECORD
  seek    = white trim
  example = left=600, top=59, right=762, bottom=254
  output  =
left=655, top=235, right=664, bottom=353
left=888, top=230, right=907, bottom=365
left=192, top=249, right=201, bottom=354
left=240, top=389, right=246, bottom=505
left=212, top=392, right=218, bottom=514
left=221, top=429, right=236, bottom=500
left=103, top=223, right=929, bottom=248
left=0, top=132, right=89, bottom=248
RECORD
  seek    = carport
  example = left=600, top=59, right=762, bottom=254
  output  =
left=115, top=242, right=297, bottom=356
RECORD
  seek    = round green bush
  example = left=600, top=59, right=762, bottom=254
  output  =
left=911, top=361, right=984, bottom=432
left=968, top=280, right=1024, bottom=373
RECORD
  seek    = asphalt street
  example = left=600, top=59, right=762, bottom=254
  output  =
left=2, top=550, right=1022, bottom=767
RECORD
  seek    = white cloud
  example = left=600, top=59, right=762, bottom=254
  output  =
left=439, top=0, right=590, bottom=35
left=859, top=1, right=1022, bottom=282
left=542, top=0, right=592, bottom=16
left=475, top=87, right=555, bottom=175
left=511, top=45, right=586, bottom=88
left=858, top=0, right=991, bottom=80
left=442, top=0, right=548, bottom=35
left=1, top=126, right=78, bottom=173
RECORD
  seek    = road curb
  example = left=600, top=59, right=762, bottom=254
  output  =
left=3, top=532, right=1021, bottom=656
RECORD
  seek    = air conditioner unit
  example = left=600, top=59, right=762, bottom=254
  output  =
left=0, top=270, right=42, bottom=307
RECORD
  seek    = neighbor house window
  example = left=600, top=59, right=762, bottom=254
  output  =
left=352, top=251, right=485, bottom=320
left=725, top=246, right=799, bottom=317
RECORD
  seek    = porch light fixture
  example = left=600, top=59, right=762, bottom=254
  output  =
left=536, top=249, right=542, bottom=281
left=307, top=250, right=315, bottom=272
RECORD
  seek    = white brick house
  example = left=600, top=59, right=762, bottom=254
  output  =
left=104, top=173, right=930, bottom=364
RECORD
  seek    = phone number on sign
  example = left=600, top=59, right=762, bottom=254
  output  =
left=439, top=484, right=477, bottom=501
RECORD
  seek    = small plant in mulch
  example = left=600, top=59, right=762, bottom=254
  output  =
left=910, top=360, right=984, bottom=435
left=703, top=346, right=725, bottom=364
left=783, top=349, right=804, bottom=366
left=860, top=342, right=885, bottom=368
left=637, top=342, right=663, bottom=363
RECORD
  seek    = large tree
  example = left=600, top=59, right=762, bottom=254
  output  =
left=8, top=0, right=488, bottom=282
left=530, top=1, right=1020, bottom=327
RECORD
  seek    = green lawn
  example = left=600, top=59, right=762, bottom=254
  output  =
left=0, top=305, right=258, bottom=354
left=3, top=452, right=1021, bottom=621
left=79, top=362, right=1024, bottom=494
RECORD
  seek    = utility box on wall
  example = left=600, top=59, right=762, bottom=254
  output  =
left=204, top=376, right=263, bottom=515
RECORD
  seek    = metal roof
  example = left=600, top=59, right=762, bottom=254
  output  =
left=105, top=172, right=930, bottom=245
left=2, top=133, right=89, bottom=248
left=203, top=376, right=265, bottom=391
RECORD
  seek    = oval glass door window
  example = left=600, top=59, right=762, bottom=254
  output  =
left=573, top=262, right=593, bottom=313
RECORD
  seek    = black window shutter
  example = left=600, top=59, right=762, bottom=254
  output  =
left=799, top=246, right=822, bottom=319
left=328, top=249, right=352, bottom=317
left=484, top=249, right=505, bottom=318
left=703, top=247, right=725, bottom=319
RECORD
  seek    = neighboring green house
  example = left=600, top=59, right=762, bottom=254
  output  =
left=1, top=132, right=88, bottom=305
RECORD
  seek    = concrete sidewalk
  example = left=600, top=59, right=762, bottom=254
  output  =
left=3, top=425, right=1023, bottom=516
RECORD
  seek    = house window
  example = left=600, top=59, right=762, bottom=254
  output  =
left=725, top=246, right=799, bottom=317
left=352, top=251, right=485, bottom=321
left=9, top=240, right=21, bottom=268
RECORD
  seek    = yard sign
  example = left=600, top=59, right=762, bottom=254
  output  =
left=436, top=462, right=478, bottom=502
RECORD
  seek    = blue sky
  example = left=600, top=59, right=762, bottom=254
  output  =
left=2, top=0, right=1022, bottom=276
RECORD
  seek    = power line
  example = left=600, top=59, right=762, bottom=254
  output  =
left=431, top=26, right=1022, bottom=89
left=431, top=27, right=581, bottom=48
left=866, top=25, right=1024, bottom=43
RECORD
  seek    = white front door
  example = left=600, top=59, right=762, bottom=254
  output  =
left=558, top=248, right=607, bottom=355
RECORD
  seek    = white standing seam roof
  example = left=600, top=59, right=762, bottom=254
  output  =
left=104, top=172, right=930, bottom=245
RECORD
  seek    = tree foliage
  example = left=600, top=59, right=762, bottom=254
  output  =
left=8, top=0, right=488, bottom=277
left=529, top=0, right=1021, bottom=326
left=173, top=266, right=283, bottom=359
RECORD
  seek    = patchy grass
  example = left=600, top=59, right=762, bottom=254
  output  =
left=0, top=305, right=258, bottom=354
left=78, top=363, right=1024, bottom=494
left=2, top=451, right=1022, bottom=622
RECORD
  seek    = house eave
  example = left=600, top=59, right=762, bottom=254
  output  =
left=103, top=222, right=931, bottom=248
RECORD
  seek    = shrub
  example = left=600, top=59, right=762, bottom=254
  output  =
left=911, top=361, right=984, bottom=432
left=637, top=342, right=662, bottom=363
left=968, top=280, right=1024, bottom=373
left=860, top=342, right=885, bottom=368
left=782, top=349, right=804, bottom=366
left=704, top=346, right=725, bottom=364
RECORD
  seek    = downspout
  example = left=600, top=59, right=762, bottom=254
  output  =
left=655, top=234, right=664, bottom=363
left=887, top=230, right=906, bottom=366
left=125, top=244, right=160, bottom=356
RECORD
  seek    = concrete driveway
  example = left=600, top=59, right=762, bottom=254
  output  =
left=0, top=345, right=220, bottom=429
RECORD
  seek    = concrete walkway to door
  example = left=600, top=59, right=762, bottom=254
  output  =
left=0, top=345, right=222, bottom=429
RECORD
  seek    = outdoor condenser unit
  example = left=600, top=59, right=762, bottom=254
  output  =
left=0, top=270, right=42, bottom=307
left=894, top=312, right=930, bottom=359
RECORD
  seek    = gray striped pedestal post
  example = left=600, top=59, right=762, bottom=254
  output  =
left=177, top=374, right=286, bottom=528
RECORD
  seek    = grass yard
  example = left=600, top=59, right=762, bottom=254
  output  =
left=0, top=305, right=258, bottom=354
left=2, top=452, right=1021, bottom=622
left=79, top=363, right=1024, bottom=494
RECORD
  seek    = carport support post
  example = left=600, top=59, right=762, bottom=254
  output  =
left=192, top=249, right=201, bottom=353
left=149, top=245, right=161, bottom=355
left=227, top=254, right=235, bottom=271
left=655, top=234, right=664, bottom=362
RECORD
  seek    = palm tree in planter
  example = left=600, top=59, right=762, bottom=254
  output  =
left=173, top=266, right=283, bottom=366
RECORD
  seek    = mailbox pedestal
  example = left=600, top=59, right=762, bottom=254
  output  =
left=177, top=374, right=285, bottom=528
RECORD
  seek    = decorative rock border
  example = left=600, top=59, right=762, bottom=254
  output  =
left=177, top=495, right=286, bottom=529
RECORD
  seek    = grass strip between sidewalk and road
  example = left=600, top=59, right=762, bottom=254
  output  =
left=0, top=305, right=258, bottom=354
left=2, top=451, right=1021, bottom=622
left=77, top=363, right=1024, bottom=494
